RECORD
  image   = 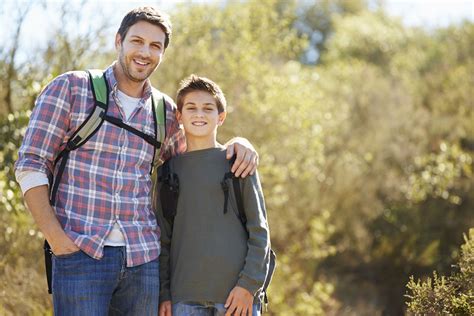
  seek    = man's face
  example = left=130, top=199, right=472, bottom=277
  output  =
left=115, top=21, right=166, bottom=82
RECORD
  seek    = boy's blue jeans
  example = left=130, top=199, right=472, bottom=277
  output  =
left=172, top=301, right=261, bottom=316
left=52, top=246, right=159, bottom=315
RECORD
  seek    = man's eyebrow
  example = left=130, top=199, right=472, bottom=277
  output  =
left=129, top=35, right=163, bottom=45
left=183, top=102, right=216, bottom=106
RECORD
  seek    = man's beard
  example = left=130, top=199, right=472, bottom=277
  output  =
left=119, top=52, right=155, bottom=83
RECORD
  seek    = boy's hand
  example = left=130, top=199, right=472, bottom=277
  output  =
left=224, top=286, right=254, bottom=316
left=159, top=301, right=172, bottom=316
left=226, top=137, right=259, bottom=178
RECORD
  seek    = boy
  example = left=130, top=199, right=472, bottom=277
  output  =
left=157, top=75, right=271, bottom=316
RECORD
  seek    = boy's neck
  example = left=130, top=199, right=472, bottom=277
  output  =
left=185, top=136, right=221, bottom=152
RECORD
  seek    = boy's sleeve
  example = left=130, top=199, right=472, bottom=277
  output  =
left=235, top=171, right=271, bottom=295
left=14, top=73, right=72, bottom=178
left=154, top=171, right=173, bottom=303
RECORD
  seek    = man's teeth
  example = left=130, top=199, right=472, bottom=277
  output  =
left=192, top=122, right=206, bottom=126
left=134, top=60, right=148, bottom=65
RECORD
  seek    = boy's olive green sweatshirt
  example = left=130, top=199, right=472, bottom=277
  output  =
left=156, top=147, right=271, bottom=304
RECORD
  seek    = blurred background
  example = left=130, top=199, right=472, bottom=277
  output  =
left=0, top=0, right=473, bottom=315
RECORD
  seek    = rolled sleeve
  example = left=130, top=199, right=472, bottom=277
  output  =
left=15, top=73, right=71, bottom=177
left=15, top=170, right=49, bottom=195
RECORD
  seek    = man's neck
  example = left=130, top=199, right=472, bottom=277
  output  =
left=185, top=136, right=221, bottom=152
left=113, top=63, right=146, bottom=98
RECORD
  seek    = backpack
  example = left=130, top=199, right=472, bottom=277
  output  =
left=159, top=157, right=277, bottom=312
left=44, top=69, right=167, bottom=294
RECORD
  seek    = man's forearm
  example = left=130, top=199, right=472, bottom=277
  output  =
left=24, top=185, right=76, bottom=253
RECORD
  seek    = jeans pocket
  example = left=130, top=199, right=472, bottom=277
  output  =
left=53, top=249, right=82, bottom=259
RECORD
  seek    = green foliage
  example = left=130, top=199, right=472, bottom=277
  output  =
left=406, top=229, right=474, bottom=314
left=404, top=142, right=472, bottom=203
left=0, top=111, right=52, bottom=315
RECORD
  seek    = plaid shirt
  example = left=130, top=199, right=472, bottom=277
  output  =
left=15, top=63, right=186, bottom=266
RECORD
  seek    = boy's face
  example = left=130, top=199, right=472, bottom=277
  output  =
left=115, top=21, right=166, bottom=82
left=177, top=90, right=226, bottom=140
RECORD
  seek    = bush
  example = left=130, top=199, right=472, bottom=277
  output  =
left=405, top=229, right=474, bottom=314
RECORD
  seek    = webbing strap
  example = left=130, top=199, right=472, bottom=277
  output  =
left=50, top=150, right=70, bottom=206
left=103, top=114, right=162, bottom=148
left=44, top=240, right=52, bottom=294
left=232, top=176, right=247, bottom=228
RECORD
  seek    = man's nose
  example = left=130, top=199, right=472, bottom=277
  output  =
left=139, top=44, right=151, bottom=57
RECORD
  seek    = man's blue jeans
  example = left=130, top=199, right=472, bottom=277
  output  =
left=52, top=246, right=159, bottom=315
left=172, top=301, right=261, bottom=316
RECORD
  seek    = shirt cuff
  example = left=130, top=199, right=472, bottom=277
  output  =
left=15, top=170, right=49, bottom=195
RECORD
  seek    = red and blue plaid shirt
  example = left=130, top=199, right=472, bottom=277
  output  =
left=15, top=63, right=186, bottom=266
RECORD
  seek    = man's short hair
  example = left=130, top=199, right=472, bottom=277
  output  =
left=176, top=75, right=227, bottom=113
left=117, top=6, right=172, bottom=49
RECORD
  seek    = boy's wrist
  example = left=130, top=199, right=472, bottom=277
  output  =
left=159, top=290, right=171, bottom=303
left=236, top=275, right=260, bottom=296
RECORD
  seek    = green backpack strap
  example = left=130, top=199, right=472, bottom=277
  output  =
left=151, top=90, right=167, bottom=170
left=65, top=69, right=108, bottom=149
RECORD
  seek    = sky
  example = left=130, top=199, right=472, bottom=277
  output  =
left=384, top=0, right=473, bottom=27
left=1, top=0, right=473, bottom=61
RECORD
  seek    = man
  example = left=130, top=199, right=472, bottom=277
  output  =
left=15, top=7, right=257, bottom=315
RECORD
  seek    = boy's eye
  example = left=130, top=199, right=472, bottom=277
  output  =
left=205, top=107, right=214, bottom=112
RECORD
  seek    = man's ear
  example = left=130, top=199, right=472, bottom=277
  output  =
left=218, top=111, right=227, bottom=126
left=115, top=33, right=122, bottom=51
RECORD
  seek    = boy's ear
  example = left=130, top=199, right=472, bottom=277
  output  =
left=218, top=111, right=227, bottom=126
left=176, top=110, right=182, bottom=124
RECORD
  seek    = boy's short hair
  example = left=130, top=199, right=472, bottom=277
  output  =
left=117, top=7, right=172, bottom=49
left=176, top=75, right=227, bottom=113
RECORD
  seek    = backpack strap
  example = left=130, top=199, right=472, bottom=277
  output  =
left=158, top=159, right=179, bottom=228
left=49, top=69, right=109, bottom=206
left=221, top=156, right=248, bottom=230
left=46, top=69, right=109, bottom=294
left=151, top=91, right=167, bottom=171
